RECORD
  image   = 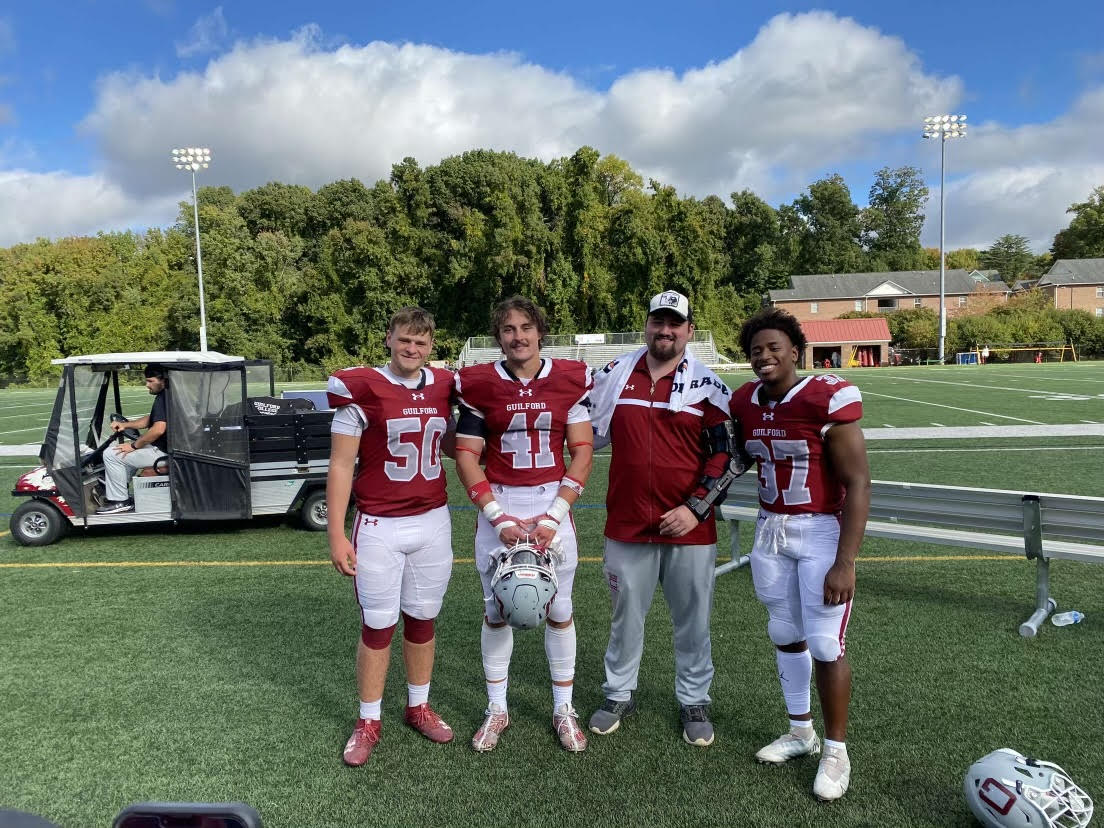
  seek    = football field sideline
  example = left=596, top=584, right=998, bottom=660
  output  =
left=0, top=553, right=1017, bottom=570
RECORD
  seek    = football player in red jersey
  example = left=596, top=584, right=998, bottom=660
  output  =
left=586, top=290, right=742, bottom=748
left=729, top=308, right=870, bottom=802
left=326, top=307, right=457, bottom=766
left=454, top=296, right=594, bottom=753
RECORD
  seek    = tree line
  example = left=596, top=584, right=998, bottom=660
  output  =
left=1, top=147, right=1102, bottom=381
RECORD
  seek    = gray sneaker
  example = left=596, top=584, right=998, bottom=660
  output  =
left=680, top=704, right=714, bottom=747
left=588, top=695, right=637, bottom=735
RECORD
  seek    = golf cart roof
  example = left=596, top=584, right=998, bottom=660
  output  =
left=51, top=351, right=246, bottom=367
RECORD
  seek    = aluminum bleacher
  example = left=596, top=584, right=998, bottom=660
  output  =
left=457, top=331, right=735, bottom=369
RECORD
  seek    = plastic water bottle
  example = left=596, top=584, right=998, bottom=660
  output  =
left=1051, top=610, right=1084, bottom=627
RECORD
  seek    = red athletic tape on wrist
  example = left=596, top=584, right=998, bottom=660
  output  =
left=467, top=479, right=492, bottom=504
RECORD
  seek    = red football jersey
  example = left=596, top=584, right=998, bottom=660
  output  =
left=729, top=374, right=863, bottom=515
left=455, top=358, right=592, bottom=486
left=328, top=366, right=454, bottom=517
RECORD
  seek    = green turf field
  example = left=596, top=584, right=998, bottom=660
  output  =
left=1, top=363, right=1102, bottom=827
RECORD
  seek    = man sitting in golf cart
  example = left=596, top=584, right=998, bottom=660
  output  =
left=97, top=364, right=169, bottom=514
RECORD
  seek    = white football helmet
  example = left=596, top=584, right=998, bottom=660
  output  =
left=964, top=748, right=1092, bottom=828
left=490, top=539, right=559, bottom=630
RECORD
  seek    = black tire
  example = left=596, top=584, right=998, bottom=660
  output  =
left=300, top=489, right=328, bottom=531
left=10, top=500, right=68, bottom=547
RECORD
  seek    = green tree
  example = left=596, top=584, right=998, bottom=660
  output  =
left=791, top=175, right=864, bottom=275
left=861, top=166, right=928, bottom=271
left=1052, top=186, right=1104, bottom=259
left=981, top=234, right=1035, bottom=284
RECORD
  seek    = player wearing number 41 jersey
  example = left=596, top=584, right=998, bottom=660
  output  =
left=454, top=295, right=594, bottom=753
left=729, top=308, right=870, bottom=803
left=327, top=307, right=458, bottom=768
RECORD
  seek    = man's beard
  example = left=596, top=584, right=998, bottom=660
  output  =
left=647, top=336, right=679, bottom=360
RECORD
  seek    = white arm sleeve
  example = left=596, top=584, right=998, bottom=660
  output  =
left=330, top=404, right=368, bottom=438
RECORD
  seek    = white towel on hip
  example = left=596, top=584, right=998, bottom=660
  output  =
left=590, top=345, right=732, bottom=437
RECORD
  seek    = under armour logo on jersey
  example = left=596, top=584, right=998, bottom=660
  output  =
left=518, top=388, right=533, bottom=397
left=762, top=411, right=775, bottom=421
left=411, top=392, right=425, bottom=400
left=624, top=384, right=635, bottom=391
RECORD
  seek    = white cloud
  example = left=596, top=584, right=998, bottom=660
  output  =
left=921, top=87, right=1104, bottom=251
left=0, top=169, right=180, bottom=245
left=1, top=11, right=1099, bottom=252
left=175, top=6, right=229, bottom=58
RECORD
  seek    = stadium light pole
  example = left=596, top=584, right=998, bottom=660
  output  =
left=922, top=115, right=966, bottom=363
left=172, top=147, right=212, bottom=352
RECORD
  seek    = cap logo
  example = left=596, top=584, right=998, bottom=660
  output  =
left=659, top=293, right=680, bottom=307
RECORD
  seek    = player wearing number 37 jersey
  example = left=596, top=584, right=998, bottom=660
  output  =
left=454, top=296, right=594, bottom=753
left=729, top=308, right=870, bottom=803
left=326, top=307, right=458, bottom=768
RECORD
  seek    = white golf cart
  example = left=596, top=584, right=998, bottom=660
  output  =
left=9, top=352, right=332, bottom=546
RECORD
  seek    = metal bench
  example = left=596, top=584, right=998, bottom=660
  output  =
left=717, top=474, right=1104, bottom=637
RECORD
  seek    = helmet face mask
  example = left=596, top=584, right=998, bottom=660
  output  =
left=964, top=748, right=1093, bottom=828
left=490, top=540, right=559, bottom=630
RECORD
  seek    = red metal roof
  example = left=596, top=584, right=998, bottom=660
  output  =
left=801, top=318, right=891, bottom=344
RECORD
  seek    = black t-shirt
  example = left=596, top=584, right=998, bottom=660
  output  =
left=149, top=391, right=168, bottom=452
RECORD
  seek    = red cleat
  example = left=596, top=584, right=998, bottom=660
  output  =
left=343, top=717, right=381, bottom=766
left=404, top=703, right=454, bottom=744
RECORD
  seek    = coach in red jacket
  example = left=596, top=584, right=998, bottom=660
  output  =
left=587, top=291, right=736, bottom=747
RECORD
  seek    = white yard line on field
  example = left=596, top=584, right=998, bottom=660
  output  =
left=930, top=422, right=945, bottom=427
left=868, top=445, right=1104, bottom=454
left=0, top=444, right=41, bottom=455
left=860, top=391, right=1046, bottom=424
left=876, top=374, right=1094, bottom=395
left=862, top=423, right=1104, bottom=440
left=0, top=426, right=47, bottom=436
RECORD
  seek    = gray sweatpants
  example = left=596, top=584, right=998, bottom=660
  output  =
left=103, top=444, right=166, bottom=501
left=601, top=538, right=717, bottom=706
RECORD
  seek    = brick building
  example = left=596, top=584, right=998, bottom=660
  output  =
left=768, top=269, right=1009, bottom=322
left=1033, top=259, right=1104, bottom=317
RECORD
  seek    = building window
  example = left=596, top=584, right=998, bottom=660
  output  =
left=914, top=298, right=923, bottom=308
left=958, top=296, right=968, bottom=307
left=1097, top=308, right=1104, bottom=318
left=810, top=302, right=818, bottom=314
left=1097, top=287, right=1104, bottom=298
left=876, top=298, right=898, bottom=310
left=854, top=300, right=863, bottom=311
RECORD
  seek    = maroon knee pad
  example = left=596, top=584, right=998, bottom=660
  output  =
left=401, top=612, right=435, bottom=644
left=361, top=623, right=397, bottom=649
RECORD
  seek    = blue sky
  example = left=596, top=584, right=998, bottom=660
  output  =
left=2, top=0, right=1103, bottom=250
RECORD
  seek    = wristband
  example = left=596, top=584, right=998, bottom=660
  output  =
left=482, top=500, right=519, bottom=540
left=537, top=496, right=571, bottom=532
left=468, top=479, right=492, bottom=505
left=559, top=475, right=585, bottom=497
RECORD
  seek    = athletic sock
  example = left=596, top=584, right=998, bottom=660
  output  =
left=407, top=682, right=429, bottom=708
left=359, top=699, right=382, bottom=720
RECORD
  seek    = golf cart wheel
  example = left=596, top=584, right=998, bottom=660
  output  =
left=300, top=490, right=328, bottom=532
left=11, top=500, right=68, bottom=547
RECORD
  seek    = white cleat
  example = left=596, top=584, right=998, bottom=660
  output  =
left=471, top=704, right=510, bottom=753
left=813, top=744, right=851, bottom=801
left=553, top=703, right=588, bottom=752
left=755, top=727, right=821, bottom=764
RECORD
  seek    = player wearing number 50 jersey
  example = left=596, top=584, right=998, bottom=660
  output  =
left=728, top=308, right=870, bottom=802
left=454, top=296, right=594, bottom=753
left=326, top=307, right=457, bottom=768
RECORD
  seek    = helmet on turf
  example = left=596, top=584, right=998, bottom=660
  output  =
left=964, top=748, right=1092, bottom=828
left=490, top=539, right=558, bottom=630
